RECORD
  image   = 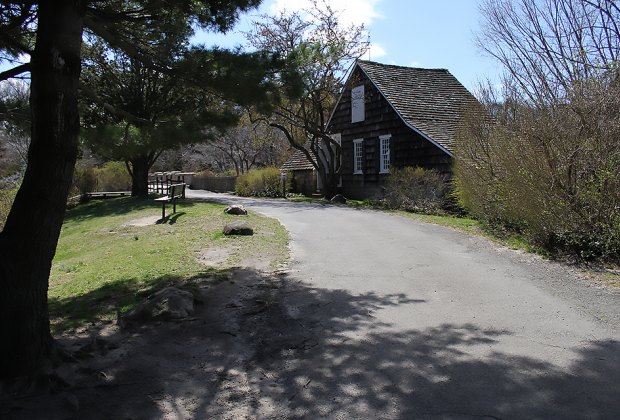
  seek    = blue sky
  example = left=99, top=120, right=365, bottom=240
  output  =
left=194, top=0, right=501, bottom=93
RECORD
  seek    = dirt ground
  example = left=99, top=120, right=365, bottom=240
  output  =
left=1, top=261, right=317, bottom=419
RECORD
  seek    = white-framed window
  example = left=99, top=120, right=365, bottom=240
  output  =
left=353, top=138, right=364, bottom=174
left=379, top=134, right=391, bottom=174
left=351, top=85, right=365, bottom=123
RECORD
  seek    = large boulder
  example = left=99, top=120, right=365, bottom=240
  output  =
left=224, top=204, right=248, bottom=215
left=119, top=287, right=194, bottom=328
left=223, top=220, right=254, bottom=236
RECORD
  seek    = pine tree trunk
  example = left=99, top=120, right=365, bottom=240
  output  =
left=0, top=1, right=84, bottom=379
left=130, top=156, right=150, bottom=197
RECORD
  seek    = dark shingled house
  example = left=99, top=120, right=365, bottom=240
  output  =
left=282, top=60, right=479, bottom=199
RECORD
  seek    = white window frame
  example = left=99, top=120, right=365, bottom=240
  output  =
left=353, top=138, right=364, bottom=175
left=351, top=85, right=365, bottom=123
left=379, top=134, right=391, bottom=174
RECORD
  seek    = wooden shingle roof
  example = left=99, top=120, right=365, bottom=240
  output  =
left=357, top=60, right=479, bottom=154
left=281, top=147, right=314, bottom=171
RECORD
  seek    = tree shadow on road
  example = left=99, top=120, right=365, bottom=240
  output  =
left=4, top=269, right=619, bottom=419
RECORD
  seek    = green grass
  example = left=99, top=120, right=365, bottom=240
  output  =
left=288, top=195, right=380, bottom=209
left=49, top=197, right=289, bottom=332
left=396, top=211, right=540, bottom=253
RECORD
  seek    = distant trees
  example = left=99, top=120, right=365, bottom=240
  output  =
left=0, top=80, right=30, bottom=166
left=189, top=114, right=289, bottom=175
left=246, top=0, right=369, bottom=198
left=455, top=0, right=620, bottom=261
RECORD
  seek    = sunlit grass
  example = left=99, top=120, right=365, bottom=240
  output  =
left=49, top=197, right=289, bottom=332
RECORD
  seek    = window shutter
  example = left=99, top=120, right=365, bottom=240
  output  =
left=351, top=85, right=365, bottom=123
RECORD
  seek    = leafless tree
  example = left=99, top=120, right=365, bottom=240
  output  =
left=181, top=115, right=289, bottom=175
left=477, top=0, right=620, bottom=104
left=456, top=0, right=620, bottom=260
left=0, top=80, right=30, bottom=165
left=246, top=0, right=369, bottom=197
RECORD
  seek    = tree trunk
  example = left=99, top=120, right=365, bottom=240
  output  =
left=317, top=158, right=337, bottom=199
left=322, top=172, right=337, bottom=199
left=130, top=155, right=151, bottom=197
left=0, top=1, right=84, bottom=379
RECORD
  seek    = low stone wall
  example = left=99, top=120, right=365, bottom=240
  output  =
left=190, top=175, right=237, bottom=192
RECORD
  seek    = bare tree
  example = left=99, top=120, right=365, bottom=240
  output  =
left=455, top=0, right=620, bottom=260
left=207, top=115, right=287, bottom=174
left=477, top=0, right=620, bottom=104
left=0, top=80, right=30, bottom=165
left=181, top=115, right=288, bottom=174
left=246, top=0, right=369, bottom=198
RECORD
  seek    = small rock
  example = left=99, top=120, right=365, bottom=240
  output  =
left=224, top=205, right=248, bottom=215
left=330, top=194, right=347, bottom=203
left=223, top=221, right=254, bottom=236
left=119, top=287, right=194, bottom=328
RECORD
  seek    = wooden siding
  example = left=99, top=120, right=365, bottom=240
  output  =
left=329, top=67, right=451, bottom=199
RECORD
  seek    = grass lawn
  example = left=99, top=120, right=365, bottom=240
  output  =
left=49, top=197, right=289, bottom=332
left=395, top=212, right=538, bottom=252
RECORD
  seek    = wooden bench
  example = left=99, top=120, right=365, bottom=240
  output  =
left=154, top=183, right=186, bottom=220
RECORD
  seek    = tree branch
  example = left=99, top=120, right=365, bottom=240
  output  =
left=0, top=63, right=30, bottom=82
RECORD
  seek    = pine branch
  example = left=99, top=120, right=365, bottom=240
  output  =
left=0, top=63, right=30, bottom=81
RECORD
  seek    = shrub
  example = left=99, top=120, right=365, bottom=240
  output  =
left=454, top=80, right=620, bottom=262
left=235, top=167, right=284, bottom=198
left=72, top=164, right=97, bottom=199
left=383, top=166, right=450, bottom=214
left=71, top=160, right=131, bottom=200
left=94, top=161, right=131, bottom=191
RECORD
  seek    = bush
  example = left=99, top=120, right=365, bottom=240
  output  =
left=454, top=80, right=620, bottom=262
left=72, top=160, right=132, bottom=199
left=235, top=167, right=284, bottom=198
left=93, top=161, right=131, bottom=192
left=72, top=163, right=97, bottom=199
left=383, top=166, right=450, bottom=214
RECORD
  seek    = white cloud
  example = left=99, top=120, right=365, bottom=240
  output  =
left=269, top=0, right=383, bottom=26
left=367, top=43, right=387, bottom=60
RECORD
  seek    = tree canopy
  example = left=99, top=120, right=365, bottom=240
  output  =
left=0, top=0, right=285, bottom=381
left=80, top=31, right=285, bottom=195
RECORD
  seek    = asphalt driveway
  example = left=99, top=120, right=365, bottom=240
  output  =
left=188, top=189, right=620, bottom=419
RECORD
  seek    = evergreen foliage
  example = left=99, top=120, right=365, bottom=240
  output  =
left=0, top=0, right=285, bottom=380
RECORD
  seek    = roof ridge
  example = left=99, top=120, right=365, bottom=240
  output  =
left=357, top=59, right=449, bottom=73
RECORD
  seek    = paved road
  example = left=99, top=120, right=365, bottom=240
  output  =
left=189, top=190, right=620, bottom=419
